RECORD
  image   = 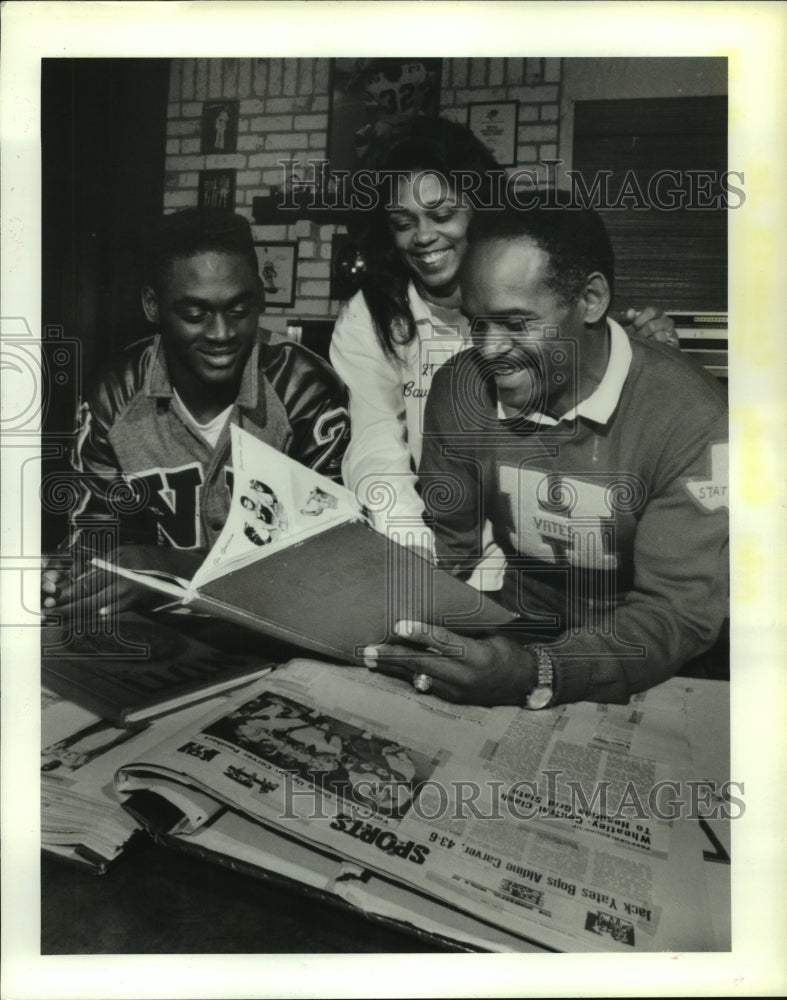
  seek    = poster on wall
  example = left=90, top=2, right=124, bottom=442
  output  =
left=327, top=57, right=442, bottom=174
left=467, top=100, right=519, bottom=166
left=200, top=99, right=239, bottom=154
left=254, top=241, right=298, bottom=308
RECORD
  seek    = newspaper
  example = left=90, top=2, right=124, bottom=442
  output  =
left=172, top=809, right=544, bottom=953
left=41, top=687, right=231, bottom=869
left=115, top=661, right=727, bottom=952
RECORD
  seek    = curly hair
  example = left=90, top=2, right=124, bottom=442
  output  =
left=355, top=116, right=503, bottom=360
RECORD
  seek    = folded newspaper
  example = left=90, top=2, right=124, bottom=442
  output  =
left=114, top=659, right=730, bottom=952
left=41, top=686, right=240, bottom=872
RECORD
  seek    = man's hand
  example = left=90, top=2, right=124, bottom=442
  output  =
left=41, top=545, right=175, bottom=618
left=622, top=307, right=679, bottom=348
left=363, top=620, right=537, bottom=706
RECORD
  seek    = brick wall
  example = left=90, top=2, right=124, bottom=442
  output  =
left=439, top=57, right=561, bottom=165
left=164, top=58, right=562, bottom=333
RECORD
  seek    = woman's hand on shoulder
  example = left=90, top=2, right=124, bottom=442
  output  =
left=622, top=307, right=679, bottom=348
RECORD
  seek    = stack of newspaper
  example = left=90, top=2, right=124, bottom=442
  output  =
left=41, top=686, right=236, bottom=872
left=113, top=660, right=732, bottom=952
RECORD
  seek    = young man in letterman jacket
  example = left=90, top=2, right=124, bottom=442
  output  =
left=364, top=195, right=729, bottom=708
left=42, top=209, right=350, bottom=616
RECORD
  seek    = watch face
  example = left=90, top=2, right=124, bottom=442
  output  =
left=527, top=685, right=553, bottom=710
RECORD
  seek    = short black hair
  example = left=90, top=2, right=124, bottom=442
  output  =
left=144, top=208, right=259, bottom=291
left=468, top=190, right=615, bottom=306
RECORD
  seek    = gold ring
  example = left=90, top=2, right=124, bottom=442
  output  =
left=412, top=673, right=432, bottom=693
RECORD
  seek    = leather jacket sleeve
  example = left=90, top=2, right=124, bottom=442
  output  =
left=261, top=340, right=350, bottom=482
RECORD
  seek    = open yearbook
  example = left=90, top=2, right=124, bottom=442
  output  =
left=95, top=426, right=516, bottom=663
left=114, top=659, right=731, bottom=953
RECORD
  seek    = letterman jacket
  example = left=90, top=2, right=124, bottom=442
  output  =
left=69, top=333, right=350, bottom=555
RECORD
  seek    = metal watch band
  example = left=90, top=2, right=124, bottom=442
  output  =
left=526, top=644, right=554, bottom=710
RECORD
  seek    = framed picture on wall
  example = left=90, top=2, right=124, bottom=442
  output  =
left=467, top=100, right=519, bottom=167
left=198, top=169, right=236, bottom=211
left=327, top=58, right=442, bottom=174
left=200, top=99, right=239, bottom=154
left=254, top=241, right=298, bottom=308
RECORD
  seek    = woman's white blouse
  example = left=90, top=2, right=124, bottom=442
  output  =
left=330, top=283, right=469, bottom=544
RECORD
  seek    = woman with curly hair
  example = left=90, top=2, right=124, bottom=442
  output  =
left=330, top=116, right=674, bottom=569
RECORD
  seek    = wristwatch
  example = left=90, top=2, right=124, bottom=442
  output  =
left=526, top=645, right=554, bottom=710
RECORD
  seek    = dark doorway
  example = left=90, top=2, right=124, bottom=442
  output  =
left=41, top=58, right=170, bottom=548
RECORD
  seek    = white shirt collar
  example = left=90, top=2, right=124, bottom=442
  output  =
left=497, top=317, right=632, bottom=426
left=172, top=389, right=233, bottom=448
left=408, top=283, right=469, bottom=336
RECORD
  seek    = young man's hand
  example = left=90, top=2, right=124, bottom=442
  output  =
left=363, top=620, right=538, bottom=706
left=622, top=307, right=679, bottom=347
left=41, top=545, right=175, bottom=618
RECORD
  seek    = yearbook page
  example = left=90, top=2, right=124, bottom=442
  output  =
left=190, top=425, right=361, bottom=591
